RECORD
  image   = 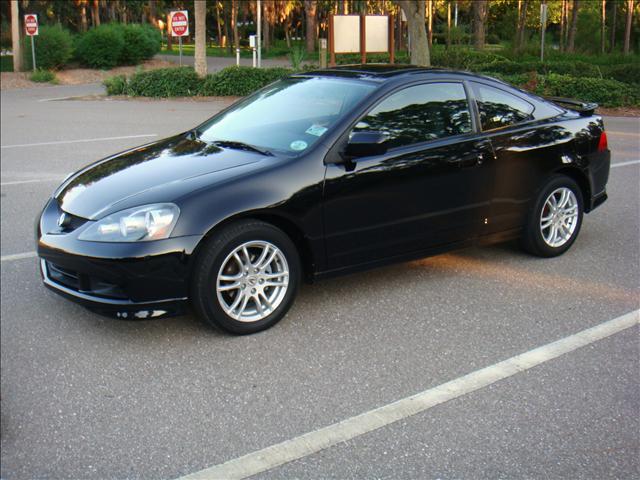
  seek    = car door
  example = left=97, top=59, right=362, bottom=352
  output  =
left=322, top=81, right=495, bottom=271
left=469, top=81, right=567, bottom=235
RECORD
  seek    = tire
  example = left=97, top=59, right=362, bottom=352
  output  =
left=521, top=175, right=584, bottom=257
left=191, top=220, right=301, bottom=335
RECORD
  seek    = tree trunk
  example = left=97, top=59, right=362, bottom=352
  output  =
left=91, top=0, right=100, bottom=26
left=148, top=0, right=157, bottom=26
left=516, top=0, right=529, bottom=51
left=427, top=0, right=433, bottom=48
left=10, top=0, right=22, bottom=72
left=80, top=1, right=88, bottom=31
left=232, top=0, right=239, bottom=50
left=305, top=0, right=317, bottom=54
left=447, top=0, right=451, bottom=48
left=609, top=0, right=617, bottom=51
left=194, top=0, right=207, bottom=77
left=623, top=0, right=634, bottom=54
left=109, top=0, right=117, bottom=21
left=559, top=0, right=566, bottom=51
left=396, top=0, right=430, bottom=66
left=601, top=0, right=606, bottom=53
left=566, top=0, right=579, bottom=53
left=167, top=11, right=173, bottom=50
left=215, top=2, right=222, bottom=46
left=263, top=1, right=270, bottom=50
left=473, top=0, right=488, bottom=50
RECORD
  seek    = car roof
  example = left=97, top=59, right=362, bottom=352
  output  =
left=294, top=64, right=501, bottom=84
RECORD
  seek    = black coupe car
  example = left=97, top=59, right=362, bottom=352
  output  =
left=37, top=65, right=611, bottom=334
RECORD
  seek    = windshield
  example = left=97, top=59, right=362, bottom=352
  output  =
left=196, top=77, right=377, bottom=155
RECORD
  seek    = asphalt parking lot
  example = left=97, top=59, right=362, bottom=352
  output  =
left=1, top=84, right=638, bottom=479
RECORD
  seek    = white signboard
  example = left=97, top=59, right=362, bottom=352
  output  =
left=333, top=15, right=360, bottom=53
left=170, top=10, right=189, bottom=37
left=365, top=15, right=389, bottom=52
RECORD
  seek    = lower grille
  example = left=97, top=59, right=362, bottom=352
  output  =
left=45, top=261, right=127, bottom=299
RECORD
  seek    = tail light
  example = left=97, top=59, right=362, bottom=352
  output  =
left=597, top=131, right=608, bottom=152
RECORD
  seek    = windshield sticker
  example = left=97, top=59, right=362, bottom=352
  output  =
left=290, top=140, right=308, bottom=151
left=305, top=125, right=328, bottom=137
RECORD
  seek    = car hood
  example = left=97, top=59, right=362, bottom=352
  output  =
left=55, top=133, right=265, bottom=219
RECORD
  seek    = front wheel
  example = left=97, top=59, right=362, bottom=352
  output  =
left=521, top=175, right=584, bottom=257
left=191, top=220, right=301, bottom=334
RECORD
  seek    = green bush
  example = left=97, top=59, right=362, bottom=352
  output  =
left=23, top=25, right=73, bottom=70
left=116, top=23, right=161, bottom=65
left=30, top=69, right=56, bottom=83
left=76, top=24, right=124, bottom=69
left=126, top=67, right=202, bottom=97
left=103, top=74, right=128, bottom=95
left=603, top=63, right=640, bottom=85
left=474, top=59, right=603, bottom=78
left=536, top=74, right=639, bottom=107
left=200, top=66, right=291, bottom=96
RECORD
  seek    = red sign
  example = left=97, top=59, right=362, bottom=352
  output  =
left=170, top=11, right=189, bottom=37
left=24, top=14, right=38, bottom=36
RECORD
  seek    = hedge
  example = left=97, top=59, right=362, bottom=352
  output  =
left=23, top=25, right=73, bottom=70
left=126, top=67, right=202, bottom=97
left=105, top=66, right=293, bottom=97
left=105, top=65, right=638, bottom=107
left=199, top=66, right=292, bottom=96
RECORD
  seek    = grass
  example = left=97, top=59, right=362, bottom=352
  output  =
left=1, top=55, right=14, bottom=72
left=161, top=39, right=304, bottom=59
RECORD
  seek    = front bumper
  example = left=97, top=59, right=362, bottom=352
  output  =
left=37, top=198, right=202, bottom=319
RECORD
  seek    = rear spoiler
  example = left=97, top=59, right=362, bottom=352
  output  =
left=545, top=96, right=598, bottom=116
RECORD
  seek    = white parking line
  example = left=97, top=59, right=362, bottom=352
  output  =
left=0, top=134, right=157, bottom=149
left=177, top=309, right=639, bottom=480
left=1, top=178, right=62, bottom=186
left=0, top=251, right=37, bottom=262
left=611, top=160, right=640, bottom=168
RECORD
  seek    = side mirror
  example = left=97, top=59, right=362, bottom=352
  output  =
left=343, top=131, right=389, bottom=158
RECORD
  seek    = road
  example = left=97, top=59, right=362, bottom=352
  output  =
left=1, top=83, right=638, bottom=479
left=156, top=53, right=293, bottom=71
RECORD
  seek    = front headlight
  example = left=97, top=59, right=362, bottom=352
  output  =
left=78, top=203, right=180, bottom=242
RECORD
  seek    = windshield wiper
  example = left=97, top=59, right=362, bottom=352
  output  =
left=213, top=140, right=273, bottom=156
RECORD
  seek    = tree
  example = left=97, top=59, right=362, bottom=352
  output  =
left=91, top=0, right=100, bottom=26
left=609, top=0, right=617, bottom=52
left=601, top=0, right=606, bottom=53
left=194, top=0, right=207, bottom=77
left=10, top=0, right=22, bottom=72
left=516, top=0, right=529, bottom=51
left=566, top=0, right=579, bottom=53
left=396, top=0, right=430, bottom=66
left=305, top=0, right=317, bottom=54
left=623, top=0, right=634, bottom=54
left=473, top=0, right=488, bottom=50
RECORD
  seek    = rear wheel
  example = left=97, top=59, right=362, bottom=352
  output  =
left=521, top=175, right=584, bottom=257
left=191, top=220, right=300, bottom=334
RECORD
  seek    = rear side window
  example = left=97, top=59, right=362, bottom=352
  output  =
left=472, top=83, right=534, bottom=131
left=353, top=82, right=472, bottom=149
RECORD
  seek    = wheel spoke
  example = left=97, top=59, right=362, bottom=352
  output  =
left=541, top=219, right=553, bottom=230
left=259, top=292, right=272, bottom=311
left=259, top=249, right=278, bottom=270
left=254, top=245, right=271, bottom=268
left=218, top=282, right=241, bottom=292
left=219, top=272, right=243, bottom=281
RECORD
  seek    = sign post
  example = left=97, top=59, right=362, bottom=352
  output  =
left=250, top=35, right=257, bottom=67
left=169, top=10, right=189, bottom=66
left=24, top=14, right=38, bottom=71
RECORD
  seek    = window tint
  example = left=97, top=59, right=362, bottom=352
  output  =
left=472, top=83, right=534, bottom=130
left=353, top=83, right=472, bottom=149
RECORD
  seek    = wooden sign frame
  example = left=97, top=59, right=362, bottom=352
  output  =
left=329, top=14, right=395, bottom=67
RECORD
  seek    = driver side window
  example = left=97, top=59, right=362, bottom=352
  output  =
left=352, top=82, right=472, bottom=150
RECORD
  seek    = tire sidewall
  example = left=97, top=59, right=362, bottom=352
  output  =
left=194, top=222, right=301, bottom=334
left=527, top=175, right=584, bottom=257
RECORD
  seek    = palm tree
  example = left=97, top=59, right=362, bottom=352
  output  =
left=195, top=0, right=208, bottom=77
left=305, top=0, right=317, bottom=54
left=473, top=0, right=488, bottom=50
